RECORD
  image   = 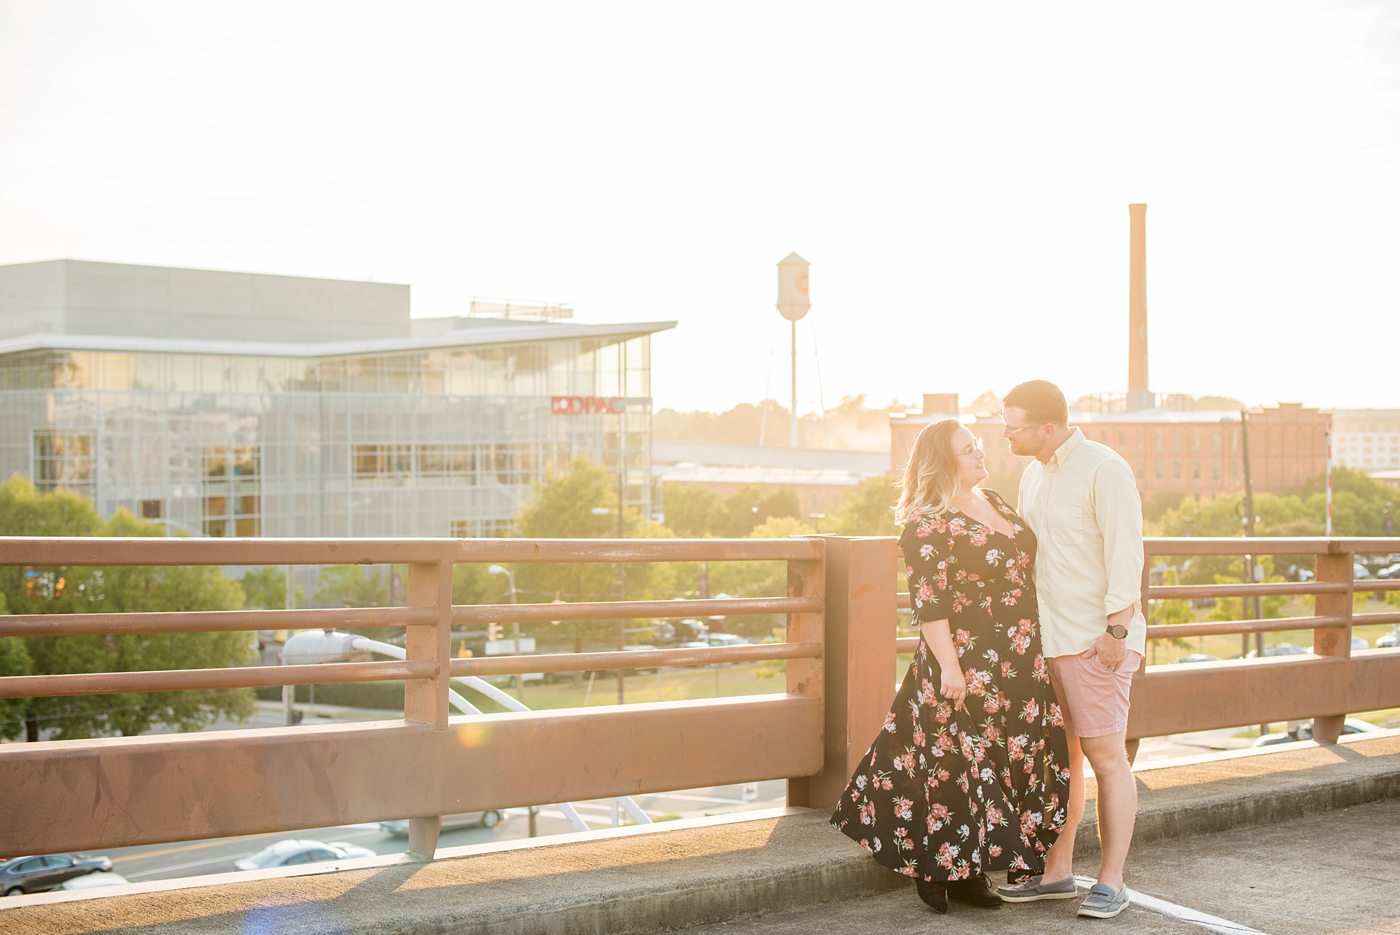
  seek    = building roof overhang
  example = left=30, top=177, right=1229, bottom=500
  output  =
left=0, top=320, right=677, bottom=359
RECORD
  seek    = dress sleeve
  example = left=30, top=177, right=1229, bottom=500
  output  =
left=901, top=514, right=955, bottom=627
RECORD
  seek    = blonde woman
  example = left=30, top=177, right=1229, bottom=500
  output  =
left=830, top=419, right=1071, bottom=914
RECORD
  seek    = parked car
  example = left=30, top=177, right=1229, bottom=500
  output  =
left=1352, top=636, right=1369, bottom=652
left=1254, top=718, right=1379, bottom=747
left=1377, top=628, right=1400, bottom=649
left=706, top=633, right=750, bottom=649
left=233, top=839, right=375, bottom=871
left=1172, top=653, right=1221, bottom=664
left=0, top=853, right=113, bottom=896
left=1377, top=562, right=1400, bottom=580
left=59, top=871, right=131, bottom=891
left=1245, top=643, right=1307, bottom=658
left=378, top=811, right=507, bottom=836
left=1354, top=562, right=1372, bottom=580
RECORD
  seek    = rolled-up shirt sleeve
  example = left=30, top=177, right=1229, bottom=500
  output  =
left=901, top=517, right=955, bottom=628
left=1094, top=460, right=1145, bottom=616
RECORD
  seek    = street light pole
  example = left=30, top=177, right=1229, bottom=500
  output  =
left=487, top=565, right=524, bottom=704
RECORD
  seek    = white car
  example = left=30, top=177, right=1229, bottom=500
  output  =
left=378, top=810, right=506, bottom=835
left=59, top=871, right=131, bottom=891
left=233, top=839, right=375, bottom=871
left=1377, top=628, right=1400, bottom=649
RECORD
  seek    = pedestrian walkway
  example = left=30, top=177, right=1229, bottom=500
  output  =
left=4, top=732, right=1398, bottom=935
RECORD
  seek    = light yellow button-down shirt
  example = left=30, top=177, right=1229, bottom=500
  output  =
left=1017, top=428, right=1147, bottom=658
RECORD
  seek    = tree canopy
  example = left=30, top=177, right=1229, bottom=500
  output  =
left=0, top=475, right=254, bottom=741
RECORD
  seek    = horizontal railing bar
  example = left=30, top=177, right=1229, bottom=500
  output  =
left=1148, top=581, right=1347, bottom=600
left=1357, top=611, right=1400, bottom=627
left=1145, top=537, right=1400, bottom=556
left=449, top=641, right=822, bottom=677
left=451, top=595, right=820, bottom=625
left=1145, top=615, right=1348, bottom=639
left=454, top=537, right=824, bottom=563
left=0, top=536, right=824, bottom=567
left=0, top=660, right=436, bottom=700
left=895, top=636, right=918, bottom=653
left=0, top=606, right=437, bottom=638
left=896, top=593, right=911, bottom=610
left=1355, top=579, right=1400, bottom=592
left=0, top=537, right=459, bottom=566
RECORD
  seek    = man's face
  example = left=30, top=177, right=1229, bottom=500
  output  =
left=1001, top=406, right=1047, bottom=458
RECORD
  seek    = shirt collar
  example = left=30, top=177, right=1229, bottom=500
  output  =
left=1049, top=427, right=1085, bottom=467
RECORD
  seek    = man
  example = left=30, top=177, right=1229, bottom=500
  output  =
left=994, top=380, right=1145, bottom=921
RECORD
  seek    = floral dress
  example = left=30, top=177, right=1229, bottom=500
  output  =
left=830, top=489, right=1071, bottom=883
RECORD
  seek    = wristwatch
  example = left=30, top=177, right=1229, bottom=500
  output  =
left=1106, top=623, right=1129, bottom=640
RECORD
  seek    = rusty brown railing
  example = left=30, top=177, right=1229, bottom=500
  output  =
left=896, top=537, right=1400, bottom=743
left=0, top=535, right=834, bottom=860
left=2, top=534, right=1398, bottom=866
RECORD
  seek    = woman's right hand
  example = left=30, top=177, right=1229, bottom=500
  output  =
left=939, top=666, right=967, bottom=708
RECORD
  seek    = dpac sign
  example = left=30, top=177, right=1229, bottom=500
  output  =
left=551, top=395, right=624, bottom=415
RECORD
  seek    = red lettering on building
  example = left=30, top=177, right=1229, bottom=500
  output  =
left=551, top=396, right=624, bottom=415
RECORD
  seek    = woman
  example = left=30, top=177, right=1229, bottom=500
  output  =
left=830, top=418, right=1071, bottom=914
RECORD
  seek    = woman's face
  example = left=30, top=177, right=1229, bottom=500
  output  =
left=949, top=426, right=988, bottom=490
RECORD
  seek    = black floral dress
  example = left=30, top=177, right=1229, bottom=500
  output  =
left=830, top=489, right=1071, bottom=883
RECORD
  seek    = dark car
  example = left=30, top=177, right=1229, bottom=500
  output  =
left=1, top=853, right=113, bottom=896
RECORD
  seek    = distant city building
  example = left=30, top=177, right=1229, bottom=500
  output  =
left=652, top=441, right=889, bottom=518
left=890, top=205, right=1331, bottom=504
left=890, top=395, right=1328, bottom=502
left=0, top=259, right=673, bottom=537
left=1330, top=410, right=1400, bottom=472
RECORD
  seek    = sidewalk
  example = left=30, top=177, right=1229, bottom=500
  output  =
left=5, top=731, right=1399, bottom=935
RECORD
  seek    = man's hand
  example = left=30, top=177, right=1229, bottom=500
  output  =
left=1084, top=631, right=1127, bottom=671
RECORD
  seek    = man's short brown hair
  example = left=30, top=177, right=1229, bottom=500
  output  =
left=1003, top=380, right=1068, bottom=427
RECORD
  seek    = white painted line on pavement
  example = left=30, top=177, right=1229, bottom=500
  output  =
left=1073, top=876, right=1269, bottom=935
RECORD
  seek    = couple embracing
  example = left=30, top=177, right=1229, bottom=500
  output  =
left=830, top=380, right=1147, bottom=921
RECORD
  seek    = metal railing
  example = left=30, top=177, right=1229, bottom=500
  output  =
left=2, top=534, right=1398, bottom=865
left=0, top=535, right=830, bottom=860
left=895, top=537, right=1400, bottom=742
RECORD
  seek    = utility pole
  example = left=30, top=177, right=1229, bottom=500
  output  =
left=1241, top=410, right=1266, bottom=734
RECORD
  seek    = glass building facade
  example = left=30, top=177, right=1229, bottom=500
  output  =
left=0, top=331, right=663, bottom=538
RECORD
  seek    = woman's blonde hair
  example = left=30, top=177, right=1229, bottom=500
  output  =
left=894, top=418, right=963, bottom=525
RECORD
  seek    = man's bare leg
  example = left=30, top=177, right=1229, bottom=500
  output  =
left=1041, top=730, right=1083, bottom=881
left=1080, top=731, right=1136, bottom=890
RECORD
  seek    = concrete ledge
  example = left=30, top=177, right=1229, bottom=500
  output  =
left=4, top=731, right=1399, bottom=935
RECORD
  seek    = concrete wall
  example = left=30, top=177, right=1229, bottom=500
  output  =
left=0, top=260, right=409, bottom=343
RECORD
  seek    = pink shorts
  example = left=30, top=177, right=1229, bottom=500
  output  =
left=1049, top=649, right=1142, bottom=738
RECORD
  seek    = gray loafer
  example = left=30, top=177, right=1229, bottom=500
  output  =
left=1077, top=882, right=1130, bottom=919
left=995, top=875, right=1079, bottom=902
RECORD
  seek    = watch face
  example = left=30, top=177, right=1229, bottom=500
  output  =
left=1108, top=625, right=1128, bottom=639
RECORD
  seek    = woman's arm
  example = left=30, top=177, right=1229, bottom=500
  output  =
left=919, top=618, right=966, bottom=706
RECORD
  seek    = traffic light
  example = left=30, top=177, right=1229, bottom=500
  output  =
left=487, top=622, right=503, bottom=641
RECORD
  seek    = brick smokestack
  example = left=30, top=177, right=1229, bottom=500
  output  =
left=1128, top=203, right=1150, bottom=410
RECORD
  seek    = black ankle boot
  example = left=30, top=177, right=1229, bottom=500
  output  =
left=947, top=873, right=1003, bottom=908
left=915, top=878, right=948, bottom=913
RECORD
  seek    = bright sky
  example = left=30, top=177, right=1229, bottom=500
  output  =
left=1, top=1, right=1396, bottom=414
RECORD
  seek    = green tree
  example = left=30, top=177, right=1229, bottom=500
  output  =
left=825, top=475, right=898, bottom=536
left=720, top=485, right=800, bottom=537
left=239, top=567, right=304, bottom=610
left=315, top=565, right=393, bottom=608
left=511, top=458, right=673, bottom=650
left=660, top=483, right=729, bottom=538
left=0, top=590, right=33, bottom=741
left=0, top=475, right=254, bottom=741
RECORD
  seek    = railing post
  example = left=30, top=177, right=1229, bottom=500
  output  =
left=788, top=536, right=896, bottom=809
left=405, top=560, right=453, bottom=858
left=1312, top=545, right=1354, bottom=744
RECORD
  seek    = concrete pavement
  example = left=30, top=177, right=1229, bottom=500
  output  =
left=3, top=731, right=1398, bottom=935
